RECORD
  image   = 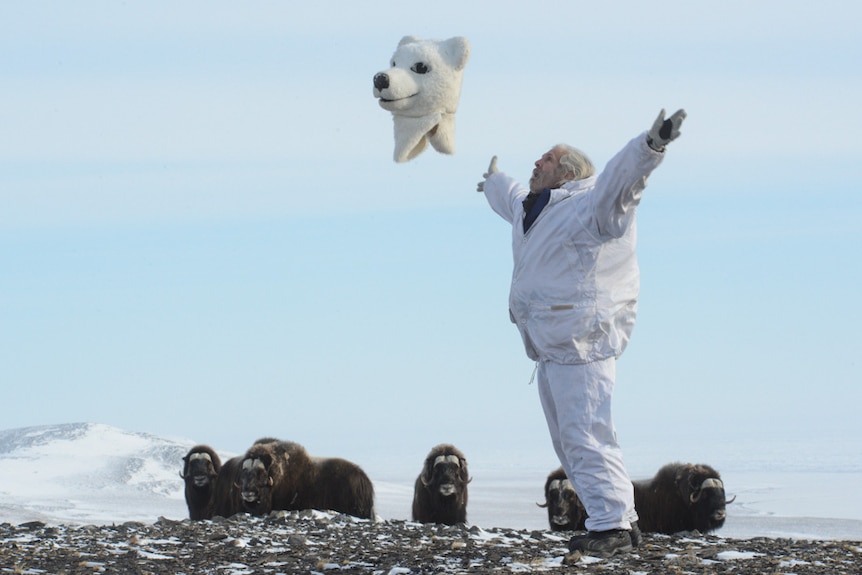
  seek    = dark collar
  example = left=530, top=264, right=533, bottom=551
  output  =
left=522, top=188, right=549, bottom=213
left=523, top=188, right=551, bottom=232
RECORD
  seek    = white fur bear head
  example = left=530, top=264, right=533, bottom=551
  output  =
left=373, top=35, right=470, bottom=118
left=373, top=35, right=470, bottom=161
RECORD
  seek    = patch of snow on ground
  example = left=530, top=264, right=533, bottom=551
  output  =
left=716, top=550, right=763, bottom=560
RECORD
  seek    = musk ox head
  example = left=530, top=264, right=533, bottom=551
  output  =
left=538, top=467, right=587, bottom=531
left=180, top=445, right=221, bottom=488
left=239, top=450, right=279, bottom=514
left=419, top=444, right=471, bottom=499
left=237, top=439, right=306, bottom=516
left=675, top=463, right=735, bottom=532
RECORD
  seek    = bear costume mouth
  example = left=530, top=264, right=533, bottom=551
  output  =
left=379, top=94, right=417, bottom=103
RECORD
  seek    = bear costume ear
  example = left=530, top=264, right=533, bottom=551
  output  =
left=398, top=35, right=422, bottom=47
left=441, top=36, right=470, bottom=71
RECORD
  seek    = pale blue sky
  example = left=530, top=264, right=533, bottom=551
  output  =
left=2, top=1, right=860, bottom=476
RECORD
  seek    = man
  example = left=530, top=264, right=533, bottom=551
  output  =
left=476, top=109, right=686, bottom=558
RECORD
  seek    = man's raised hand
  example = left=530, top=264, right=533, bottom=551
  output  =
left=647, top=109, right=686, bottom=151
left=477, top=155, right=499, bottom=192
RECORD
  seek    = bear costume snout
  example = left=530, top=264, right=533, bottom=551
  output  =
left=374, top=73, right=389, bottom=92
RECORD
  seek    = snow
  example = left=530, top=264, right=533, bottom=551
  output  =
left=715, top=550, right=763, bottom=561
left=1, top=422, right=861, bottom=542
left=0, top=423, right=193, bottom=525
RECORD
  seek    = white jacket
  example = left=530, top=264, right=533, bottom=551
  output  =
left=483, top=133, right=665, bottom=364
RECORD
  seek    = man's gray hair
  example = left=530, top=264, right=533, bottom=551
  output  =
left=556, top=144, right=595, bottom=181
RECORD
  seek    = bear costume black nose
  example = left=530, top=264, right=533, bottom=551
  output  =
left=374, top=73, right=389, bottom=91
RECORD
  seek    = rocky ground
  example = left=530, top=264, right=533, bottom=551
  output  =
left=1, top=511, right=860, bottom=574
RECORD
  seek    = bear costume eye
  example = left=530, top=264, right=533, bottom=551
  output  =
left=411, top=62, right=430, bottom=74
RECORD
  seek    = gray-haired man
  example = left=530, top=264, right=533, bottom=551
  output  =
left=477, top=109, right=686, bottom=557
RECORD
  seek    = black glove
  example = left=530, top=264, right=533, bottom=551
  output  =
left=647, top=108, right=687, bottom=151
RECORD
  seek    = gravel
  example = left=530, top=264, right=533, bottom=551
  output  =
left=2, top=511, right=860, bottom=574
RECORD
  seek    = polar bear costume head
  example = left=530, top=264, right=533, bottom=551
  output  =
left=373, top=35, right=470, bottom=163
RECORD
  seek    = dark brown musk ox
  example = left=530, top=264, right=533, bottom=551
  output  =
left=212, top=454, right=244, bottom=518
left=238, top=439, right=375, bottom=519
left=412, top=444, right=471, bottom=525
left=633, top=462, right=736, bottom=534
left=538, top=466, right=587, bottom=531
left=180, top=445, right=222, bottom=520
left=210, top=437, right=280, bottom=519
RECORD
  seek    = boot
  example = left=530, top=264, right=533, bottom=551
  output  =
left=568, top=529, right=633, bottom=558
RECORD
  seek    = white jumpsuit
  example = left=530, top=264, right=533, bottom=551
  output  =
left=482, top=133, right=664, bottom=532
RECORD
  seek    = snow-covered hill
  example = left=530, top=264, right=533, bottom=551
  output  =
left=0, top=423, right=195, bottom=525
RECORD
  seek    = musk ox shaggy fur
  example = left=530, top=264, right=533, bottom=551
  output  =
left=238, top=439, right=374, bottom=519
left=633, top=462, right=735, bottom=534
left=180, top=445, right=222, bottom=520
left=212, top=454, right=244, bottom=518
left=210, top=437, right=280, bottom=519
left=538, top=467, right=587, bottom=532
left=412, top=444, right=471, bottom=525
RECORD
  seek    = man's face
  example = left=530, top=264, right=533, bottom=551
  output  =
left=529, top=147, right=565, bottom=193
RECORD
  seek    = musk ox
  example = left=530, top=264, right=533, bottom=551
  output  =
left=180, top=445, right=222, bottom=520
left=208, top=437, right=281, bottom=519
left=238, top=439, right=375, bottom=519
left=538, top=466, right=587, bottom=531
left=412, top=444, right=471, bottom=525
left=212, top=454, right=245, bottom=518
left=633, top=462, right=735, bottom=535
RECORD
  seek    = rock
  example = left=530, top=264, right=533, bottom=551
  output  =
left=0, top=513, right=859, bottom=574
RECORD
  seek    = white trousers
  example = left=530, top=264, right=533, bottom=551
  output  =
left=536, top=357, right=637, bottom=532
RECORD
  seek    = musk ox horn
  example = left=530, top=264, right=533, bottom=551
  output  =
left=690, top=477, right=725, bottom=503
left=700, top=478, right=724, bottom=490
left=433, top=455, right=460, bottom=466
left=726, top=494, right=737, bottom=504
left=538, top=479, right=563, bottom=508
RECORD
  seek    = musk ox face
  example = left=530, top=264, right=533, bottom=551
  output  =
left=540, top=470, right=587, bottom=531
left=182, top=450, right=218, bottom=488
left=239, top=456, right=275, bottom=514
left=677, top=465, right=734, bottom=532
left=421, top=452, right=469, bottom=498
